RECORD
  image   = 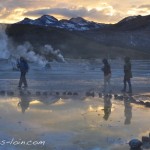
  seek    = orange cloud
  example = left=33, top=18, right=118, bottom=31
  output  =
left=0, top=0, right=150, bottom=23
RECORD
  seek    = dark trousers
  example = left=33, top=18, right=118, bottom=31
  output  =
left=123, top=76, right=132, bottom=92
left=19, top=72, right=27, bottom=87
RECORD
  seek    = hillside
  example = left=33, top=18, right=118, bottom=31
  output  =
left=5, top=14, right=150, bottom=59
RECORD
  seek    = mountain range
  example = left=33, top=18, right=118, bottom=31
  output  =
left=5, top=14, right=150, bottom=59
left=17, top=15, right=105, bottom=31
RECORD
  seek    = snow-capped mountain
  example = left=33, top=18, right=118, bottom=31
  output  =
left=17, top=15, right=104, bottom=31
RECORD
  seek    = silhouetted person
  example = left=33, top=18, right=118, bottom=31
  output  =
left=122, top=57, right=132, bottom=93
left=17, top=57, right=29, bottom=88
left=101, top=59, right=111, bottom=93
left=124, top=99, right=132, bottom=125
left=18, top=90, right=30, bottom=113
left=103, top=95, right=112, bottom=120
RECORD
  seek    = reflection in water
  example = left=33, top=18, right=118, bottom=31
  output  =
left=0, top=92, right=150, bottom=150
left=103, top=95, right=112, bottom=121
left=124, top=98, right=132, bottom=125
left=18, top=89, right=30, bottom=113
left=17, top=89, right=61, bottom=113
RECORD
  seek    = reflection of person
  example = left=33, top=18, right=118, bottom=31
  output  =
left=103, top=95, right=112, bottom=120
left=17, top=57, right=29, bottom=88
left=18, top=90, right=30, bottom=113
left=122, top=57, right=132, bottom=93
left=124, top=99, right=132, bottom=125
left=101, top=59, right=111, bottom=93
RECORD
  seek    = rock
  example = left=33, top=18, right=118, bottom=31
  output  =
left=142, top=136, right=150, bottom=143
left=145, top=102, right=150, bottom=107
left=0, top=91, right=5, bottom=96
left=99, top=93, right=102, bottom=98
left=108, top=94, right=112, bottom=99
left=129, top=97, right=136, bottom=103
left=86, top=92, right=94, bottom=97
left=114, top=94, right=118, bottom=99
left=56, top=92, right=60, bottom=95
left=67, top=92, right=72, bottom=95
left=133, top=100, right=140, bottom=104
left=36, top=91, right=41, bottom=96
left=7, top=91, right=14, bottom=96
left=139, top=101, right=145, bottom=105
left=116, top=95, right=124, bottom=100
left=63, top=92, right=67, bottom=95
left=43, top=91, right=48, bottom=96
left=27, top=91, right=31, bottom=95
left=73, top=92, right=78, bottom=96
left=18, top=121, right=22, bottom=124
left=129, top=139, right=142, bottom=150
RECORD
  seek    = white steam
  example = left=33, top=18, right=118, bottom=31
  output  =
left=0, top=25, right=10, bottom=59
left=0, top=25, right=65, bottom=67
left=44, top=45, right=65, bottom=62
left=15, top=42, right=48, bottom=66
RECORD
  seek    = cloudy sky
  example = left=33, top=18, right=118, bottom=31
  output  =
left=0, top=0, right=150, bottom=24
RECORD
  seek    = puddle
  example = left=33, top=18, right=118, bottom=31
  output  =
left=0, top=94, right=150, bottom=150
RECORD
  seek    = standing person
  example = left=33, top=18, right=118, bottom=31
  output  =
left=122, top=56, right=132, bottom=93
left=101, top=58, right=111, bottom=93
left=17, top=57, right=29, bottom=88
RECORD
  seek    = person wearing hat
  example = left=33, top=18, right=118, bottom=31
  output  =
left=101, top=58, right=111, bottom=93
left=122, top=56, right=132, bottom=93
left=17, top=57, right=29, bottom=88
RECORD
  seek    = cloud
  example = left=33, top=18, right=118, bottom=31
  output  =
left=0, top=0, right=150, bottom=23
left=0, top=8, right=11, bottom=19
left=24, top=7, right=121, bottom=23
left=138, top=4, right=150, bottom=9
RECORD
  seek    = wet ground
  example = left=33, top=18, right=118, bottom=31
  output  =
left=0, top=59, right=150, bottom=150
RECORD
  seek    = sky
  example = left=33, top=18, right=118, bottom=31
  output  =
left=0, top=0, right=150, bottom=24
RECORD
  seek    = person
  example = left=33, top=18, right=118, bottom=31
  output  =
left=122, top=57, right=132, bottom=93
left=17, top=57, right=29, bottom=88
left=124, top=98, right=132, bottom=125
left=103, top=95, right=112, bottom=120
left=101, top=58, right=111, bottom=93
left=18, top=89, right=30, bottom=113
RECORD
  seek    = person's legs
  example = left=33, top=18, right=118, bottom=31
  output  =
left=104, top=74, right=111, bottom=93
left=107, top=74, right=111, bottom=93
left=18, top=72, right=23, bottom=87
left=127, top=79, right=132, bottom=93
left=19, top=72, right=27, bottom=87
left=22, top=72, right=27, bottom=87
left=122, top=76, right=127, bottom=92
left=103, top=76, right=107, bottom=92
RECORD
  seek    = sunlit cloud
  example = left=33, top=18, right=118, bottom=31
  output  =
left=0, top=8, right=26, bottom=23
left=24, top=7, right=121, bottom=23
left=127, top=6, right=150, bottom=16
left=138, top=4, right=150, bottom=9
left=0, top=0, right=150, bottom=23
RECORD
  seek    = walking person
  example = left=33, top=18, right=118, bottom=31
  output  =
left=17, top=57, right=29, bottom=88
left=122, top=56, right=132, bottom=93
left=101, top=58, right=111, bottom=93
